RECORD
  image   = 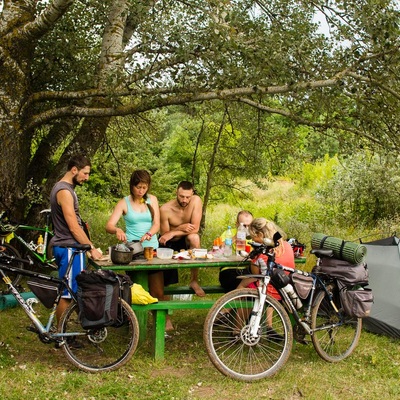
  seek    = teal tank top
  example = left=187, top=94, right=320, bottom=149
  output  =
left=123, top=196, right=158, bottom=248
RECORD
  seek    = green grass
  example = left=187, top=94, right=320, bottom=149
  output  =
left=1, top=179, right=397, bottom=399
left=0, top=304, right=400, bottom=400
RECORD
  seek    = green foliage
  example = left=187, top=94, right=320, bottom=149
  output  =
left=318, top=152, right=400, bottom=228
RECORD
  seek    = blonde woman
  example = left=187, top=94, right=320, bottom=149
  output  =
left=245, top=218, right=295, bottom=298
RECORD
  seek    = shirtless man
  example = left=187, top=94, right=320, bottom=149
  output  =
left=159, top=181, right=205, bottom=298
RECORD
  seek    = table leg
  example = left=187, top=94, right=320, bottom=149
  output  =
left=153, top=310, right=166, bottom=361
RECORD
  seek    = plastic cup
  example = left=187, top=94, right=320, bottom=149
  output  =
left=144, top=247, right=154, bottom=260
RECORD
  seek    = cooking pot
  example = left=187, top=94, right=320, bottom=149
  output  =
left=111, top=245, right=133, bottom=265
left=126, top=241, right=144, bottom=257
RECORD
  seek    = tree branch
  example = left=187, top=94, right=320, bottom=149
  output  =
left=14, top=0, right=74, bottom=41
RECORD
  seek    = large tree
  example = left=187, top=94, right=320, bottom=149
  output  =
left=1, top=0, right=399, bottom=219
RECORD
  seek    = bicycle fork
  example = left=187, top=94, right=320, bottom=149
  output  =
left=247, top=277, right=270, bottom=338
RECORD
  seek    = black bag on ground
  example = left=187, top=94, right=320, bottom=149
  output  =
left=27, top=278, right=60, bottom=309
left=76, top=270, right=119, bottom=329
left=337, top=280, right=374, bottom=318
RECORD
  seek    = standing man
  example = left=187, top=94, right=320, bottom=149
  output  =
left=159, top=181, right=205, bottom=298
left=50, top=154, right=102, bottom=323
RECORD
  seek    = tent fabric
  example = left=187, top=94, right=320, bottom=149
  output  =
left=363, top=236, right=400, bottom=338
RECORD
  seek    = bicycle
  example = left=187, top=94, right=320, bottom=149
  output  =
left=203, top=240, right=362, bottom=381
left=0, top=244, right=139, bottom=372
left=0, top=209, right=56, bottom=292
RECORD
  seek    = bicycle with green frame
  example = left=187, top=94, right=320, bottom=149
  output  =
left=0, top=209, right=55, bottom=292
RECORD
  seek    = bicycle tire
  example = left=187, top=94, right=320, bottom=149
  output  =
left=311, top=288, right=362, bottom=362
left=203, top=288, right=293, bottom=381
left=0, top=242, right=24, bottom=293
left=59, top=299, right=139, bottom=372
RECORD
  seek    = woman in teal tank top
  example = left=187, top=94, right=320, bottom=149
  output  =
left=105, top=170, right=160, bottom=249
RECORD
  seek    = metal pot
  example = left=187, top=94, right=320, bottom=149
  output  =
left=110, top=245, right=133, bottom=265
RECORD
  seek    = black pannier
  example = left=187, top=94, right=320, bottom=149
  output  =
left=76, top=270, right=119, bottom=330
left=313, top=257, right=373, bottom=318
left=291, top=273, right=313, bottom=300
left=27, top=278, right=60, bottom=309
left=313, top=257, right=369, bottom=286
left=337, top=281, right=374, bottom=318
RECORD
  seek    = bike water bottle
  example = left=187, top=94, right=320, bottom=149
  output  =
left=282, top=283, right=302, bottom=309
left=223, top=226, right=233, bottom=257
left=37, top=235, right=44, bottom=254
left=258, top=258, right=267, bottom=275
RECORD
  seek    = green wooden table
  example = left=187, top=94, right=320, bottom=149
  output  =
left=91, top=255, right=247, bottom=356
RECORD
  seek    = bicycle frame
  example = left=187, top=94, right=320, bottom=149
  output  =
left=242, top=246, right=344, bottom=339
left=0, top=249, right=85, bottom=343
left=0, top=209, right=55, bottom=268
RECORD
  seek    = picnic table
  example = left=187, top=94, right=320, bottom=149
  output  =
left=90, top=254, right=306, bottom=360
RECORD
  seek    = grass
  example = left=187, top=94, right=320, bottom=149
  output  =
left=1, top=303, right=400, bottom=400
left=1, top=179, right=399, bottom=399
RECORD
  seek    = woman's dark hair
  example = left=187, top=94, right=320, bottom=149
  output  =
left=129, top=170, right=154, bottom=220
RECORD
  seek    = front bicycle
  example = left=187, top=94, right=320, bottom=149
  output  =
left=204, top=286, right=292, bottom=381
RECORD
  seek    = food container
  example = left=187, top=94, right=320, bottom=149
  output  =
left=111, top=245, right=133, bottom=264
left=193, top=249, right=208, bottom=259
left=156, top=248, right=174, bottom=259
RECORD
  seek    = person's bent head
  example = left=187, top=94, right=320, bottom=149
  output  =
left=248, top=218, right=286, bottom=243
left=176, top=181, right=195, bottom=208
left=236, top=210, right=253, bottom=230
left=130, top=170, right=151, bottom=199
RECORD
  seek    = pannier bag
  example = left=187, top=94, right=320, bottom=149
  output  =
left=291, top=273, right=313, bottom=300
left=27, top=278, right=60, bottom=309
left=337, top=281, right=374, bottom=318
left=313, top=257, right=369, bottom=286
left=76, top=269, right=119, bottom=330
left=117, top=273, right=132, bottom=305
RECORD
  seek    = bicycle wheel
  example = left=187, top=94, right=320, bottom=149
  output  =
left=0, top=242, right=24, bottom=293
left=204, top=288, right=293, bottom=381
left=311, top=288, right=362, bottom=362
left=59, top=299, right=139, bottom=372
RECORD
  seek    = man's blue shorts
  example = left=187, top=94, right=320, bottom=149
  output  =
left=53, top=246, right=86, bottom=298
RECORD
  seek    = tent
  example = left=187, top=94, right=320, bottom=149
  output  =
left=363, top=236, right=400, bottom=338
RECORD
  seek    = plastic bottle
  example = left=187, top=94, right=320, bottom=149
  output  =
left=282, top=283, right=302, bottom=309
left=236, top=222, right=246, bottom=255
left=37, top=234, right=44, bottom=254
left=223, top=226, right=233, bottom=257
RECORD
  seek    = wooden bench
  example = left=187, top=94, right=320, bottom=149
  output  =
left=131, top=298, right=217, bottom=360
left=164, top=285, right=225, bottom=295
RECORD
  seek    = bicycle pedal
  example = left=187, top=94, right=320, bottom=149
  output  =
left=26, top=325, right=39, bottom=333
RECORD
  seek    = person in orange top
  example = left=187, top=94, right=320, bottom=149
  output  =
left=245, top=218, right=295, bottom=299
left=244, top=218, right=295, bottom=340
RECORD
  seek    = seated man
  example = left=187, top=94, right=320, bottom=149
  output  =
left=159, top=181, right=205, bottom=297
left=156, top=181, right=204, bottom=332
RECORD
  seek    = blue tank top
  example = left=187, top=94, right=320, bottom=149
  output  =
left=123, top=196, right=158, bottom=248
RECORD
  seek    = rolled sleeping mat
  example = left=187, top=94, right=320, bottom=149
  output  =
left=311, top=233, right=367, bottom=264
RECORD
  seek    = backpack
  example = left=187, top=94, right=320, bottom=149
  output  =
left=76, top=269, right=119, bottom=330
